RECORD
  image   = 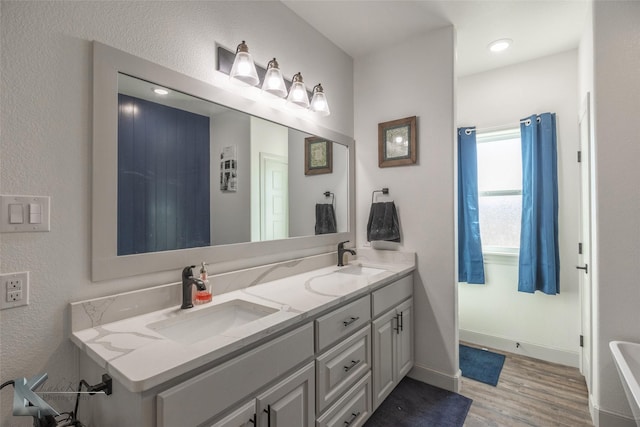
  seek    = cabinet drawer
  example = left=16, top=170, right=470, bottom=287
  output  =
left=372, top=274, right=412, bottom=318
left=157, top=323, right=313, bottom=427
left=316, top=325, right=371, bottom=413
left=316, top=295, right=371, bottom=352
left=316, top=372, right=372, bottom=427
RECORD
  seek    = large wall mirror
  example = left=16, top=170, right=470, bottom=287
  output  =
left=93, top=42, right=355, bottom=281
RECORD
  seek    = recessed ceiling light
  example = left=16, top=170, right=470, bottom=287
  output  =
left=488, top=39, right=512, bottom=53
left=153, top=87, right=169, bottom=95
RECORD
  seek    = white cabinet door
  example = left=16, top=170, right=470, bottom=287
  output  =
left=372, top=309, right=396, bottom=409
left=257, top=361, right=315, bottom=427
left=395, top=299, right=413, bottom=379
left=210, top=399, right=256, bottom=427
left=372, top=297, right=414, bottom=410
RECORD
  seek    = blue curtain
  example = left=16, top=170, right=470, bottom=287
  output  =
left=518, top=113, right=560, bottom=294
left=458, top=127, right=485, bottom=284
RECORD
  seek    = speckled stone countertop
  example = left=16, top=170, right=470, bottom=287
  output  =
left=70, top=249, right=415, bottom=392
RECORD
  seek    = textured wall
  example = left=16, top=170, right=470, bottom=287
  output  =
left=0, top=2, right=352, bottom=424
left=354, top=27, right=457, bottom=390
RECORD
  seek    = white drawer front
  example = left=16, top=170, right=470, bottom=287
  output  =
left=157, top=323, right=314, bottom=427
left=316, top=372, right=372, bottom=427
left=316, top=295, right=370, bottom=352
left=316, top=325, right=371, bottom=413
left=372, top=274, right=412, bottom=318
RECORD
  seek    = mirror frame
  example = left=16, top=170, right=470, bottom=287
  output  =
left=92, top=42, right=355, bottom=281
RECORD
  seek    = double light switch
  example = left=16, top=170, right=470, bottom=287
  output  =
left=1, top=195, right=50, bottom=232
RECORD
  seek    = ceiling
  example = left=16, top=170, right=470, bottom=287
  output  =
left=282, top=0, right=589, bottom=76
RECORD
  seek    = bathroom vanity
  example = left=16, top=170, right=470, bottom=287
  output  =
left=71, top=249, right=415, bottom=426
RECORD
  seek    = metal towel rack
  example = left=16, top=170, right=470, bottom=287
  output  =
left=323, top=191, right=335, bottom=209
left=371, top=188, right=389, bottom=204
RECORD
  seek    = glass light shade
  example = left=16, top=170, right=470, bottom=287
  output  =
left=287, top=72, right=310, bottom=108
left=310, top=83, right=330, bottom=116
left=229, top=41, right=259, bottom=86
left=261, top=58, right=287, bottom=98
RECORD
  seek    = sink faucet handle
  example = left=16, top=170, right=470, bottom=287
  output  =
left=182, top=265, right=196, bottom=280
left=338, top=240, right=350, bottom=249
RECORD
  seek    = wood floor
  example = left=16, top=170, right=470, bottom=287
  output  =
left=459, top=343, right=593, bottom=426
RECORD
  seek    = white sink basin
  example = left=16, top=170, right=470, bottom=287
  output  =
left=148, top=300, right=278, bottom=344
left=610, top=341, right=640, bottom=425
left=337, top=265, right=386, bottom=276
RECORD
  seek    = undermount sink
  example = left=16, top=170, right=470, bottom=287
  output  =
left=610, top=341, right=640, bottom=426
left=337, top=265, right=386, bottom=276
left=148, top=300, right=278, bottom=345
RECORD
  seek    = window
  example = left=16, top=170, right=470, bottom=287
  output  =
left=476, top=129, right=522, bottom=253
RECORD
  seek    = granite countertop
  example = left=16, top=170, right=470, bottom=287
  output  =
left=70, top=251, right=415, bottom=393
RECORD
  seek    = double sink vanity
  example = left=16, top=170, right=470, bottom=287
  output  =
left=71, top=249, right=415, bottom=426
left=81, top=42, right=413, bottom=426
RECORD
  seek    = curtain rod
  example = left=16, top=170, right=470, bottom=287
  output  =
left=462, top=117, right=541, bottom=134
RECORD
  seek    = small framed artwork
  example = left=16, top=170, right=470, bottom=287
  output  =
left=378, top=116, right=417, bottom=167
left=305, top=136, right=333, bottom=175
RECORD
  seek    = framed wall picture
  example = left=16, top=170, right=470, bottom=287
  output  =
left=378, top=116, right=417, bottom=167
left=305, top=136, right=333, bottom=175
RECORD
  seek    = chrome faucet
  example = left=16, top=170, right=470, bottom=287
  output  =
left=181, top=265, right=205, bottom=309
left=337, top=240, right=356, bottom=267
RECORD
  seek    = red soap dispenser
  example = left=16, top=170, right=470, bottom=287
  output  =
left=194, top=262, right=212, bottom=304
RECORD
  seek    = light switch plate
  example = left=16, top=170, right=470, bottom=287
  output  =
left=0, top=195, right=50, bottom=233
left=0, top=271, right=29, bottom=310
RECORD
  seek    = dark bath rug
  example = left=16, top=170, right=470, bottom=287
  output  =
left=364, top=376, right=472, bottom=427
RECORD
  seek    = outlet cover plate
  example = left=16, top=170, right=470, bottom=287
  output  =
left=1, top=271, right=29, bottom=309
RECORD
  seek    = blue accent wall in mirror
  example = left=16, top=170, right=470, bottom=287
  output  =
left=117, top=94, right=210, bottom=255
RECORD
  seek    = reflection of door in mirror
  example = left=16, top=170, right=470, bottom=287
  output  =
left=260, top=154, right=289, bottom=241
left=250, top=117, right=289, bottom=241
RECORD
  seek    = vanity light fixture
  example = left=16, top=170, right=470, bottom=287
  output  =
left=217, top=45, right=330, bottom=115
left=310, top=83, right=330, bottom=116
left=229, top=40, right=259, bottom=86
left=287, top=72, right=310, bottom=108
left=261, top=58, right=287, bottom=98
left=488, top=38, right=512, bottom=53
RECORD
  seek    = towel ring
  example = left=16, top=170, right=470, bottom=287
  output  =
left=324, top=191, right=335, bottom=210
left=371, top=188, right=389, bottom=204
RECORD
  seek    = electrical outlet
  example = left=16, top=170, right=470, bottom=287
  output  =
left=7, top=290, right=21, bottom=302
left=1, top=271, right=29, bottom=309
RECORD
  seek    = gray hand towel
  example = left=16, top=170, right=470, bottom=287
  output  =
left=367, top=201, right=400, bottom=242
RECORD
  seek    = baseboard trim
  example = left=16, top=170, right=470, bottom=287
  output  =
left=460, top=329, right=580, bottom=368
left=408, top=363, right=461, bottom=393
left=590, top=397, right=636, bottom=427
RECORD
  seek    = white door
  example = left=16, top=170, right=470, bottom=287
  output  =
left=578, top=93, right=593, bottom=391
left=260, top=153, right=289, bottom=241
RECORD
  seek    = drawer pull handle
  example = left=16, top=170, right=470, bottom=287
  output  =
left=264, top=405, right=271, bottom=427
left=343, top=316, right=360, bottom=327
left=399, top=311, right=404, bottom=331
left=343, top=359, right=361, bottom=372
left=249, top=413, right=256, bottom=425
left=394, top=313, right=401, bottom=334
left=344, top=411, right=360, bottom=426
